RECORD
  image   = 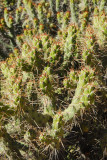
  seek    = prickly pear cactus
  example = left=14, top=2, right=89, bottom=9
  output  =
left=0, top=0, right=107, bottom=159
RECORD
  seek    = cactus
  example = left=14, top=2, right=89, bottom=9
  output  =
left=0, top=0, right=106, bottom=159
left=70, top=0, right=77, bottom=24
left=63, top=24, right=78, bottom=67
